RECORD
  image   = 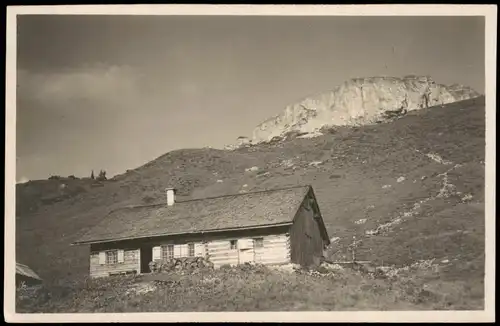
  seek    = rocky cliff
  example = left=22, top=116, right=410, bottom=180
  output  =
left=252, top=75, right=481, bottom=143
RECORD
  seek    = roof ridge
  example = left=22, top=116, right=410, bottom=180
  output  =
left=115, top=184, right=311, bottom=211
left=177, top=184, right=311, bottom=204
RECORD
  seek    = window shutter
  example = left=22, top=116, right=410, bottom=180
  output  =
left=98, top=252, right=106, bottom=265
left=238, top=238, right=253, bottom=250
left=194, top=243, right=205, bottom=257
left=174, top=245, right=182, bottom=258
left=152, top=246, right=161, bottom=261
left=180, top=244, right=188, bottom=257
left=117, top=249, right=125, bottom=263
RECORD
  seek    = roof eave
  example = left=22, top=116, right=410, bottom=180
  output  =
left=306, top=186, right=331, bottom=245
left=71, top=221, right=294, bottom=246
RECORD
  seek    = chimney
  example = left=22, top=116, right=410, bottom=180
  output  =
left=166, top=188, right=176, bottom=206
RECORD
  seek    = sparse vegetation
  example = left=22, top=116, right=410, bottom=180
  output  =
left=96, top=170, right=107, bottom=181
left=142, top=195, right=155, bottom=204
left=319, top=125, right=337, bottom=134
left=382, top=106, right=407, bottom=121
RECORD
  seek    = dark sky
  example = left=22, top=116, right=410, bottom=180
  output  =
left=16, top=15, right=485, bottom=181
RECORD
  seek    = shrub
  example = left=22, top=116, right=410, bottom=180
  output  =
left=382, top=107, right=407, bottom=120
left=319, top=125, right=337, bottom=134
left=142, top=195, right=155, bottom=204
left=96, top=170, right=107, bottom=181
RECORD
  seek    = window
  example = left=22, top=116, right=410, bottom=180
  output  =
left=106, top=250, right=118, bottom=264
left=254, top=238, right=264, bottom=248
left=230, top=240, right=238, bottom=250
left=188, top=243, right=195, bottom=257
left=162, top=245, right=174, bottom=260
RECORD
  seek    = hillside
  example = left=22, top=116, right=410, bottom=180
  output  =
left=15, top=176, right=103, bottom=217
left=15, top=96, right=486, bottom=311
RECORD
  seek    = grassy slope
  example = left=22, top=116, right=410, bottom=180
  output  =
left=15, top=96, right=486, bottom=311
left=16, top=264, right=480, bottom=313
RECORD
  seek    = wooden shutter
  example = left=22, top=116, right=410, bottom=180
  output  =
left=152, top=246, right=161, bottom=261
left=117, top=249, right=125, bottom=263
left=98, top=252, right=106, bottom=265
left=194, top=243, right=205, bottom=257
left=238, top=238, right=253, bottom=250
left=180, top=244, right=188, bottom=257
left=174, top=245, right=182, bottom=258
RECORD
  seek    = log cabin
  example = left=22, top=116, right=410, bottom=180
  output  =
left=71, top=185, right=330, bottom=278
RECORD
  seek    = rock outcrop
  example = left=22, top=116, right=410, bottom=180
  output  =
left=252, top=75, right=481, bottom=143
left=224, top=136, right=253, bottom=150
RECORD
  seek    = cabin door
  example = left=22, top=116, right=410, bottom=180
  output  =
left=140, top=246, right=153, bottom=273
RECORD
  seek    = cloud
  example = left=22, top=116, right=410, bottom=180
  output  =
left=17, top=65, right=141, bottom=110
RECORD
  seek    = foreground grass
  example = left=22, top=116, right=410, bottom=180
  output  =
left=16, top=263, right=484, bottom=313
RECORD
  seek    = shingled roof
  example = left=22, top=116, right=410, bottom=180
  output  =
left=73, top=185, right=315, bottom=245
left=16, top=263, right=42, bottom=282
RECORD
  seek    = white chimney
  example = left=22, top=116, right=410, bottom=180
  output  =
left=166, top=188, right=176, bottom=206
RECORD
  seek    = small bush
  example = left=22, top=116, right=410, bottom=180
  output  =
left=329, top=174, right=342, bottom=179
left=142, top=195, right=155, bottom=204
left=382, top=107, right=407, bottom=120
left=319, top=125, right=337, bottom=134
left=96, top=170, right=107, bottom=181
